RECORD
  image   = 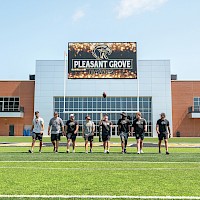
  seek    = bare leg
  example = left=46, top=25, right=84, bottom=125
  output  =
left=85, top=140, right=88, bottom=153
left=67, top=139, right=70, bottom=151
left=158, top=140, right=162, bottom=153
left=164, top=139, right=168, bottom=152
left=121, top=140, right=124, bottom=153
left=137, top=139, right=140, bottom=153
left=140, top=140, right=143, bottom=151
left=56, top=140, right=59, bottom=152
left=72, top=140, right=76, bottom=150
left=90, top=141, right=93, bottom=152
left=103, top=141, right=106, bottom=151
left=52, top=141, right=56, bottom=151
left=39, top=141, right=42, bottom=151
left=31, top=139, right=36, bottom=152
left=107, top=141, right=110, bottom=151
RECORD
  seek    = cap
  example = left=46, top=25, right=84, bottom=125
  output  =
left=120, top=112, right=127, bottom=117
left=35, top=111, right=39, bottom=115
left=70, top=114, right=74, bottom=117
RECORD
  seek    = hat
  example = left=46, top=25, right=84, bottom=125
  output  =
left=120, top=112, right=127, bottom=117
left=85, top=115, right=91, bottom=120
left=70, top=114, right=74, bottom=117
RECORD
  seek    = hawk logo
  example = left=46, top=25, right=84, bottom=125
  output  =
left=92, top=44, right=112, bottom=60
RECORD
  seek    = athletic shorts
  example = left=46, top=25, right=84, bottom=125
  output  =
left=102, top=133, right=110, bottom=142
left=84, top=134, right=93, bottom=142
left=135, top=132, right=144, bottom=140
left=66, top=133, right=76, bottom=141
left=158, top=132, right=168, bottom=140
left=32, top=132, right=43, bottom=141
left=120, top=132, right=128, bottom=141
left=51, top=133, right=61, bottom=141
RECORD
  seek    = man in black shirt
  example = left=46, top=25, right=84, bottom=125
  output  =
left=65, top=114, right=79, bottom=153
left=117, top=112, right=131, bottom=154
left=99, top=114, right=113, bottom=154
left=156, top=113, right=171, bottom=154
left=131, top=112, right=147, bottom=154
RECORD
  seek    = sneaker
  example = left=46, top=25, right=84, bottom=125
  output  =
left=85, top=151, right=88, bottom=154
left=166, top=151, right=169, bottom=155
left=137, top=151, right=140, bottom=154
left=122, top=150, right=124, bottom=154
left=55, top=150, right=58, bottom=153
left=104, top=150, right=107, bottom=154
left=90, top=149, right=92, bottom=153
left=39, top=150, right=41, bottom=153
left=72, top=150, right=75, bottom=153
left=140, top=150, right=144, bottom=154
left=107, top=150, right=109, bottom=154
left=66, top=149, right=70, bottom=153
left=124, top=149, right=127, bottom=153
left=28, top=150, right=33, bottom=153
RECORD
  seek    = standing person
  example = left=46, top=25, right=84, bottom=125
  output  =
left=156, top=113, right=171, bottom=155
left=117, top=112, right=131, bottom=154
left=29, top=111, right=44, bottom=153
left=131, top=112, right=147, bottom=154
left=82, top=115, right=95, bottom=154
left=48, top=111, right=64, bottom=153
left=65, top=114, right=79, bottom=153
left=99, top=114, right=113, bottom=154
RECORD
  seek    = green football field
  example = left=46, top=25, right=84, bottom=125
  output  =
left=0, top=137, right=200, bottom=200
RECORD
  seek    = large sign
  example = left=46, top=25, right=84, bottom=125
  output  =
left=68, top=42, right=137, bottom=79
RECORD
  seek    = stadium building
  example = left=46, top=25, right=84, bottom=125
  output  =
left=0, top=42, right=200, bottom=137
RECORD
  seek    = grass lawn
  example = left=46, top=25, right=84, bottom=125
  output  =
left=0, top=137, right=200, bottom=199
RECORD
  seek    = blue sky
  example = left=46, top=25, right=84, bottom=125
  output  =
left=0, top=0, right=200, bottom=80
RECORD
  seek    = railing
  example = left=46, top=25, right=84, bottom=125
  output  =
left=0, top=106, right=24, bottom=112
left=188, top=106, right=200, bottom=113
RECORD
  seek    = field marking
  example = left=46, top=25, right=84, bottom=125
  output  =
left=1, top=160, right=200, bottom=164
left=0, top=166, right=200, bottom=171
left=1, top=195, right=200, bottom=199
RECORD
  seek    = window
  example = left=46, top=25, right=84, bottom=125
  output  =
left=0, top=97, right=20, bottom=112
left=53, top=96, right=152, bottom=137
left=193, top=97, right=200, bottom=112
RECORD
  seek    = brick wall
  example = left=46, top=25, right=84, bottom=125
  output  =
left=172, top=81, right=200, bottom=137
left=0, top=81, right=34, bottom=136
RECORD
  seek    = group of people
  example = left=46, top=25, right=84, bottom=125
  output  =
left=29, top=111, right=171, bottom=155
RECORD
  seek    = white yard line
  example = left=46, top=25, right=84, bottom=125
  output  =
left=0, top=195, right=200, bottom=199
left=0, top=160, right=200, bottom=164
left=0, top=166, right=200, bottom=170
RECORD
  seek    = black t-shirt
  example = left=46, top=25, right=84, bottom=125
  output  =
left=132, top=118, right=147, bottom=134
left=157, top=119, right=169, bottom=133
left=117, top=118, right=130, bottom=133
left=100, top=120, right=113, bottom=135
left=66, top=120, right=78, bottom=133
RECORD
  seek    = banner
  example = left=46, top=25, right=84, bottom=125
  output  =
left=68, top=42, right=137, bottom=79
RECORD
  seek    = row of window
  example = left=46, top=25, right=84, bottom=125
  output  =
left=194, top=97, right=200, bottom=111
left=55, top=97, right=151, bottom=102
left=0, top=97, right=20, bottom=112
left=54, top=96, right=152, bottom=137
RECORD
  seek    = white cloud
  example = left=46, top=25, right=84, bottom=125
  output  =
left=116, top=0, right=168, bottom=19
left=72, top=9, right=85, bottom=22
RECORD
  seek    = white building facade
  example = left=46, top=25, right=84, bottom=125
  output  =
left=34, top=60, right=172, bottom=137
